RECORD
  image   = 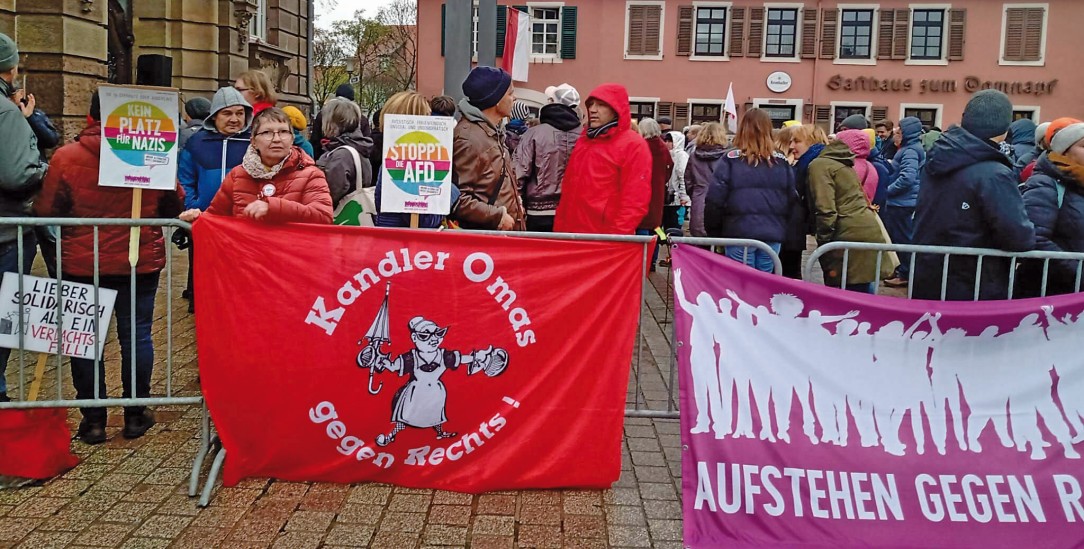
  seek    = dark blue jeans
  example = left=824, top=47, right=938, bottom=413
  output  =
left=882, top=206, right=915, bottom=278
left=68, top=272, right=159, bottom=421
left=0, top=230, right=37, bottom=396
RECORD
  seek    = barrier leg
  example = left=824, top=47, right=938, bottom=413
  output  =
left=188, top=404, right=213, bottom=497
left=199, top=447, right=227, bottom=507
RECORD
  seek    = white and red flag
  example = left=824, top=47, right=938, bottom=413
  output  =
left=501, top=8, right=530, bottom=82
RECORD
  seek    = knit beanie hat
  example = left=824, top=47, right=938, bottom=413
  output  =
left=840, top=114, right=869, bottom=130
left=462, top=66, right=512, bottom=111
left=281, top=105, right=307, bottom=130
left=335, top=83, right=356, bottom=101
left=1035, top=122, right=1051, bottom=149
left=1045, top=117, right=1082, bottom=148
left=961, top=89, right=1012, bottom=140
left=184, top=97, right=212, bottom=120
left=510, top=100, right=531, bottom=121
left=782, top=120, right=801, bottom=128
left=545, top=83, right=581, bottom=108
left=0, top=33, right=17, bottom=72
left=861, top=128, right=877, bottom=149
left=1050, top=123, right=1084, bottom=155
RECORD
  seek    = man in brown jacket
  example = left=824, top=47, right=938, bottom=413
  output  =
left=452, top=67, right=526, bottom=231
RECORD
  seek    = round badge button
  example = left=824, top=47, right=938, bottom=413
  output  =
left=262, top=184, right=276, bottom=198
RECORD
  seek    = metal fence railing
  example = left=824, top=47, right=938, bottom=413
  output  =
left=804, top=241, right=1084, bottom=300
left=0, top=218, right=210, bottom=499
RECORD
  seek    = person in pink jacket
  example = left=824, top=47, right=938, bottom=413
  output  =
left=553, top=84, right=651, bottom=235
left=835, top=129, right=879, bottom=204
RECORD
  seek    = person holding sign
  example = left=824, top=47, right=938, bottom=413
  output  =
left=451, top=67, right=526, bottom=231
left=0, top=32, right=47, bottom=402
left=182, top=108, right=332, bottom=224
left=34, top=91, right=184, bottom=443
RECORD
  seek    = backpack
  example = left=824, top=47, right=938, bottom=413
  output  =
left=331, top=146, right=377, bottom=226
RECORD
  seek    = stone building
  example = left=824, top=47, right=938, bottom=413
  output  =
left=0, top=0, right=314, bottom=141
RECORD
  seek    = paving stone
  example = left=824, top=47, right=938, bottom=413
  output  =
left=468, top=534, right=514, bottom=549
left=386, top=492, right=431, bottom=513
left=648, top=518, right=683, bottom=541
left=643, top=499, right=683, bottom=519
left=270, top=531, right=324, bottom=549
left=15, top=530, right=77, bottom=549
left=422, top=523, right=467, bottom=545
left=427, top=504, right=471, bottom=526
left=378, top=511, right=427, bottom=534
left=207, top=487, right=262, bottom=508
left=476, top=493, right=516, bottom=515
left=562, top=493, right=604, bottom=516
left=168, top=527, right=231, bottom=549
left=98, top=502, right=158, bottom=525
left=563, top=515, right=605, bottom=539
left=517, top=503, right=561, bottom=526
left=284, top=509, right=334, bottom=532
left=0, top=518, right=42, bottom=542
left=72, top=522, right=135, bottom=546
left=347, top=484, right=392, bottom=505
left=9, top=496, right=68, bottom=518
left=607, top=524, right=653, bottom=547
left=227, top=515, right=287, bottom=543
left=123, top=485, right=173, bottom=504
left=430, top=490, right=472, bottom=505
left=630, top=450, right=667, bottom=467
left=626, top=436, right=662, bottom=452
left=37, top=479, right=92, bottom=499
left=562, top=538, right=608, bottom=549
left=119, top=537, right=171, bottom=549
left=517, top=524, right=562, bottom=548
left=370, top=529, right=420, bottom=548
left=471, top=514, right=515, bottom=536
left=633, top=465, right=673, bottom=484
left=639, top=482, right=679, bottom=501
left=152, top=495, right=201, bottom=517
left=193, top=506, right=246, bottom=528
left=606, top=505, right=647, bottom=526
left=334, top=503, right=383, bottom=525
left=266, top=482, right=309, bottom=500
left=324, top=524, right=376, bottom=546
left=133, top=513, right=193, bottom=539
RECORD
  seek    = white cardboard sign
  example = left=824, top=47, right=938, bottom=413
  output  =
left=0, top=273, right=118, bottom=360
left=378, top=114, right=456, bottom=215
left=98, top=84, right=181, bottom=190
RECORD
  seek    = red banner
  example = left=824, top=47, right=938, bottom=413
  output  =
left=193, top=216, right=642, bottom=491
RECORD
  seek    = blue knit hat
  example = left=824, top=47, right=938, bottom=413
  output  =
left=961, top=89, right=1013, bottom=140
left=462, top=67, right=512, bottom=110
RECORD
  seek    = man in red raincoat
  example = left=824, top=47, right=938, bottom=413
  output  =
left=553, top=84, right=651, bottom=235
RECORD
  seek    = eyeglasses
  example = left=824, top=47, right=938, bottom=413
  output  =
left=255, top=129, right=293, bottom=141
left=414, top=330, right=446, bottom=342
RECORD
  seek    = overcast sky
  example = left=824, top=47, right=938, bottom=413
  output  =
left=319, top=0, right=397, bottom=26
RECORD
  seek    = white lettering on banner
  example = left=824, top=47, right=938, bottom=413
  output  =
left=1054, top=475, right=1084, bottom=521
left=916, top=474, right=1045, bottom=523
left=695, top=462, right=903, bottom=520
left=309, top=401, right=392, bottom=468
left=303, top=248, right=536, bottom=347
left=403, top=413, right=508, bottom=466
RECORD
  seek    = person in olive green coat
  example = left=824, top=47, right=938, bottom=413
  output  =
left=807, top=139, right=888, bottom=292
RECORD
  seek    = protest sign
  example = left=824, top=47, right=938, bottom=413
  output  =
left=193, top=216, right=641, bottom=491
left=98, top=84, right=180, bottom=191
left=0, top=274, right=117, bottom=361
left=379, top=114, right=455, bottom=215
left=673, top=244, right=1084, bottom=548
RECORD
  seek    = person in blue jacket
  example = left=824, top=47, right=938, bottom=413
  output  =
left=177, top=86, right=252, bottom=310
left=912, top=90, right=1035, bottom=301
left=882, top=116, right=925, bottom=287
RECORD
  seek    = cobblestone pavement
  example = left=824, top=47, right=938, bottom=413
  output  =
left=0, top=248, right=686, bottom=548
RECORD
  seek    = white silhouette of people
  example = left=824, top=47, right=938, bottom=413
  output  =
left=674, top=270, right=728, bottom=437
left=1043, top=306, right=1084, bottom=443
left=834, top=319, right=879, bottom=448
left=954, top=325, right=1015, bottom=453
left=869, top=314, right=934, bottom=456
left=924, top=317, right=969, bottom=455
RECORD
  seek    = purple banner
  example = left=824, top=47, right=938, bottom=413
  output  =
left=673, top=244, right=1084, bottom=548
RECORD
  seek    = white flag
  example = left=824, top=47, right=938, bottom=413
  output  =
left=501, top=8, right=531, bottom=82
left=724, top=82, right=737, bottom=133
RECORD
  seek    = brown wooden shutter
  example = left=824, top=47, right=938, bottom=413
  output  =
left=948, top=9, right=966, bottom=61
left=891, top=9, right=909, bottom=59
left=814, top=105, right=832, bottom=132
left=877, top=9, right=895, bottom=59
left=644, top=5, right=663, bottom=56
left=674, top=103, right=690, bottom=129
left=730, top=7, right=746, bottom=57
left=819, top=8, right=837, bottom=59
left=872, top=106, right=889, bottom=123
left=656, top=101, right=674, bottom=120
left=800, top=8, right=818, bottom=58
left=677, top=6, right=694, bottom=56
left=1003, top=8, right=1025, bottom=61
left=628, top=5, right=645, bottom=56
left=1022, top=8, right=1044, bottom=61
left=747, top=7, right=765, bottom=57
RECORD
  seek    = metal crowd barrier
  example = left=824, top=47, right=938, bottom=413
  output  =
left=804, top=241, right=1084, bottom=300
left=0, top=218, right=211, bottom=500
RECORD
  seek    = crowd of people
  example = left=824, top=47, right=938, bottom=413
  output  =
left=2, top=24, right=1084, bottom=442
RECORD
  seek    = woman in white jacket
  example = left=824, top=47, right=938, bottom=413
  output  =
left=661, top=131, right=691, bottom=266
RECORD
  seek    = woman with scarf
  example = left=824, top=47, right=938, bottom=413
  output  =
left=1021, top=122, right=1084, bottom=296
left=781, top=125, right=829, bottom=278
left=685, top=123, right=729, bottom=238
left=180, top=108, right=333, bottom=224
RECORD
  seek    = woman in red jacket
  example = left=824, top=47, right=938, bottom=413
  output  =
left=35, top=92, right=184, bottom=444
left=180, top=108, right=333, bottom=224
left=637, top=117, right=674, bottom=270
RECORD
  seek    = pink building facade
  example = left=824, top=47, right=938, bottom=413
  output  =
left=418, top=0, right=1082, bottom=130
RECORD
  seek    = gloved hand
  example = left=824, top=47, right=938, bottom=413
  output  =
left=171, top=228, right=191, bottom=250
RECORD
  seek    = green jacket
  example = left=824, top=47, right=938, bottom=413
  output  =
left=807, top=140, right=887, bottom=286
left=0, top=77, right=47, bottom=244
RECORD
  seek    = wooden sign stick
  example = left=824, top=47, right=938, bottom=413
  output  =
left=27, top=354, right=47, bottom=402
left=409, top=213, right=419, bottom=229
left=129, top=188, right=142, bottom=268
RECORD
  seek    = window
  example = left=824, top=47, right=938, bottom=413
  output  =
left=833, top=105, right=869, bottom=131
left=626, top=2, right=664, bottom=58
left=839, top=9, right=874, bottom=59
left=690, top=103, right=722, bottom=125
left=630, top=101, right=657, bottom=122
left=532, top=7, right=561, bottom=56
left=904, top=107, right=939, bottom=131
left=1002, top=5, right=1046, bottom=64
left=910, top=9, right=944, bottom=60
left=252, top=0, right=267, bottom=41
left=761, top=105, right=797, bottom=129
left=765, top=8, right=798, bottom=58
left=1013, top=109, right=1039, bottom=122
left=694, top=7, right=727, bottom=56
